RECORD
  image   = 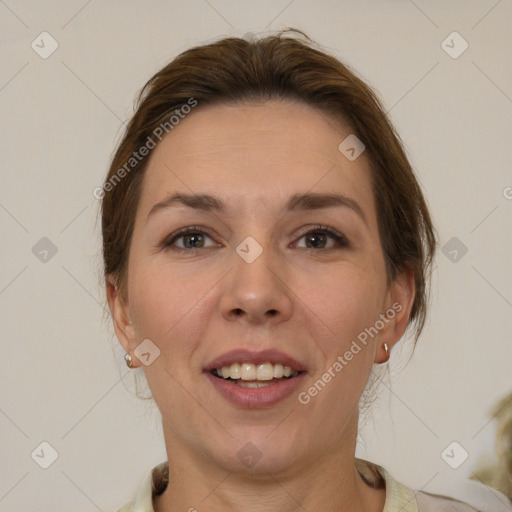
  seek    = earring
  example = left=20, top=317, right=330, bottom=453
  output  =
left=383, top=343, right=389, bottom=362
left=124, top=353, right=134, bottom=369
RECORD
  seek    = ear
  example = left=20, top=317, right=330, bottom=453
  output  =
left=106, top=275, right=141, bottom=368
left=374, top=267, right=416, bottom=363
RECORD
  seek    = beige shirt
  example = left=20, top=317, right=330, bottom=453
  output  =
left=117, top=458, right=512, bottom=512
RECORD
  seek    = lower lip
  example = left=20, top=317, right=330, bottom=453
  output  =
left=205, top=372, right=306, bottom=408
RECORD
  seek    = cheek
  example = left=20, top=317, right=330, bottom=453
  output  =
left=128, top=262, right=211, bottom=411
left=297, top=261, right=385, bottom=406
left=301, top=262, right=385, bottom=339
left=127, top=258, right=210, bottom=360
left=297, top=268, right=382, bottom=416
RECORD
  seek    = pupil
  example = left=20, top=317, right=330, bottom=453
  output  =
left=307, top=233, right=326, bottom=248
left=185, top=233, right=202, bottom=248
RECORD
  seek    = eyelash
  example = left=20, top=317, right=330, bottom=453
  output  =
left=160, top=225, right=349, bottom=253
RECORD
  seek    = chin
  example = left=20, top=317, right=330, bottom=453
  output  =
left=208, top=431, right=305, bottom=477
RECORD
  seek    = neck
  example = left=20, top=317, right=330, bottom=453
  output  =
left=153, top=422, right=385, bottom=512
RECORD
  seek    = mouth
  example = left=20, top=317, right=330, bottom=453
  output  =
left=210, top=362, right=302, bottom=388
left=204, top=349, right=307, bottom=407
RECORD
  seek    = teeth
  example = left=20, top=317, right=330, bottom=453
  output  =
left=273, top=363, right=284, bottom=378
left=257, top=363, right=274, bottom=380
left=241, top=363, right=256, bottom=380
left=235, top=381, right=275, bottom=388
left=229, top=363, right=241, bottom=379
left=214, top=362, right=299, bottom=381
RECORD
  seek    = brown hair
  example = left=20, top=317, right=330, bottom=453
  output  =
left=101, top=28, right=436, bottom=343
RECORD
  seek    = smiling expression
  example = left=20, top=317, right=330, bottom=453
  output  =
left=109, top=98, right=412, bottom=475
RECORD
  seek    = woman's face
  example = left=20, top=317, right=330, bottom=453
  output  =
left=109, top=99, right=412, bottom=476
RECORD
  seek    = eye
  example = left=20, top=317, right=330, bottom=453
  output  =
left=161, top=226, right=218, bottom=252
left=294, top=225, right=349, bottom=250
left=160, top=224, right=349, bottom=253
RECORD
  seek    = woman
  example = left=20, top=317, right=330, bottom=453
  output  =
left=100, top=29, right=511, bottom=512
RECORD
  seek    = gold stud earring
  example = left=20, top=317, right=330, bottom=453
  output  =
left=124, top=353, right=134, bottom=369
left=383, top=342, right=389, bottom=362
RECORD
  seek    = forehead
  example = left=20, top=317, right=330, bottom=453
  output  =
left=138, top=99, right=376, bottom=220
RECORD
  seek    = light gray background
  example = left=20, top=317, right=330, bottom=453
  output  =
left=1, top=1, right=511, bottom=510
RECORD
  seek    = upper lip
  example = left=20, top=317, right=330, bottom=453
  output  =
left=204, top=349, right=307, bottom=373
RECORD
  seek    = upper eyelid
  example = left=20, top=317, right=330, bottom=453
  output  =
left=170, top=227, right=218, bottom=245
left=163, top=225, right=348, bottom=248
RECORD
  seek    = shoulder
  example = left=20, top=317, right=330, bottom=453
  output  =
left=115, top=462, right=168, bottom=512
left=356, top=459, right=512, bottom=512
left=415, top=480, right=512, bottom=512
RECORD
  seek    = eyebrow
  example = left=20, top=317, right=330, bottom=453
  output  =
left=146, top=191, right=367, bottom=225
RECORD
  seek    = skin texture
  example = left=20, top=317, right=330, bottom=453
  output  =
left=107, top=99, right=415, bottom=512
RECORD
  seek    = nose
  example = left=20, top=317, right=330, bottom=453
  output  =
left=219, top=240, right=293, bottom=325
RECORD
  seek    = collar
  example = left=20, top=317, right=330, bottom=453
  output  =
left=119, top=458, right=418, bottom=512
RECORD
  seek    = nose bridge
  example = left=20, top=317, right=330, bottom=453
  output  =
left=221, top=232, right=292, bottom=322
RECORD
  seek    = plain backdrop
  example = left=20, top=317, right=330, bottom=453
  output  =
left=0, top=1, right=511, bottom=510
